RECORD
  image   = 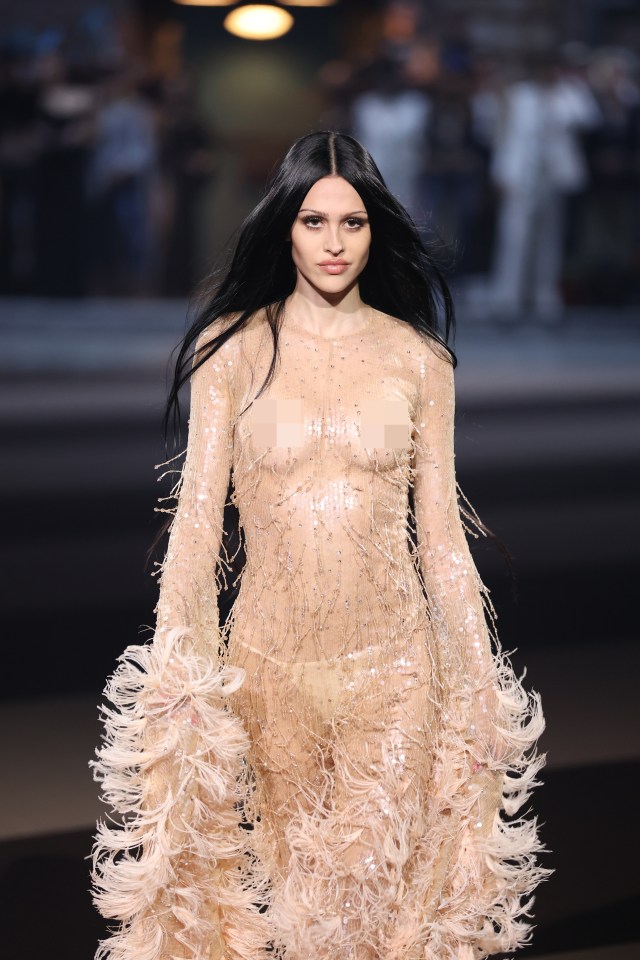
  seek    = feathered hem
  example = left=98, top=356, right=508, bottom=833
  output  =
left=266, top=643, right=550, bottom=960
left=91, top=626, right=549, bottom=960
left=91, top=625, right=270, bottom=960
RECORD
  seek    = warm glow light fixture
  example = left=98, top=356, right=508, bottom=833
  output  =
left=172, top=0, right=337, bottom=41
left=172, top=0, right=235, bottom=6
left=224, top=5, right=294, bottom=40
left=282, top=0, right=338, bottom=6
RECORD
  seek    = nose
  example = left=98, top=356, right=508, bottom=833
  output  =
left=324, top=225, right=344, bottom=255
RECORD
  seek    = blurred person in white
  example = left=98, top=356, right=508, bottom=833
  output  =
left=350, top=0, right=430, bottom=219
left=351, top=53, right=430, bottom=219
left=489, top=52, right=600, bottom=319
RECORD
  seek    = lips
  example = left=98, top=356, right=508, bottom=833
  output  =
left=318, top=260, right=350, bottom=274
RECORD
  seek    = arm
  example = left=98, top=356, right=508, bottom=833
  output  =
left=91, top=332, right=266, bottom=960
left=411, top=341, right=549, bottom=954
left=412, top=345, right=502, bottom=762
left=153, top=335, right=235, bottom=651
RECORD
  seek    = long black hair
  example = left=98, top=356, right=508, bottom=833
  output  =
left=164, top=129, right=456, bottom=444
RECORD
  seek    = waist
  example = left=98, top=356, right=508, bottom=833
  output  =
left=232, top=639, right=383, bottom=669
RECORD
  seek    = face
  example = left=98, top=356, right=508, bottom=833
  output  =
left=289, top=176, right=371, bottom=297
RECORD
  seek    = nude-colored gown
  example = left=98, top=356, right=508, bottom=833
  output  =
left=91, top=308, right=549, bottom=960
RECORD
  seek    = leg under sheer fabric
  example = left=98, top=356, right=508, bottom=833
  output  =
left=232, top=641, right=439, bottom=960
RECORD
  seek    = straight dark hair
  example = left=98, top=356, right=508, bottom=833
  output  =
left=164, top=129, right=456, bottom=445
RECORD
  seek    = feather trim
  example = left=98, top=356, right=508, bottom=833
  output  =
left=264, top=640, right=549, bottom=960
left=90, top=626, right=271, bottom=960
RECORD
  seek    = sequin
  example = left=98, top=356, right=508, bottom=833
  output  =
left=92, top=307, right=548, bottom=960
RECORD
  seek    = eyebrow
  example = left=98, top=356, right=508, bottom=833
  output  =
left=299, top=208, right=368, bottom=217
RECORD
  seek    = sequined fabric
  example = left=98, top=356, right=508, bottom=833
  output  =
left=92, top=308, right=549, bottom=960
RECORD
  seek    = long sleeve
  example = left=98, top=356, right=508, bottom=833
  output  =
left=91, top=333, right=269, bottom=960
left=153, top=337, right=235, bottom=648
left=411, top=341, right=550, bottom=956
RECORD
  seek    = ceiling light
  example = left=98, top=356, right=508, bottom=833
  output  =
left=224, top=5, right=294, bottom=40
left=282, top=0, right=338, bottom=6
left=172, top=0, right=235, bottom=6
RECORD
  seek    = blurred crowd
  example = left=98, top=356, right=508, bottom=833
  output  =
left=0, top=13, right=218, bottom=298
left=323, top=2, right=640, bottom=315
left=1, top=0, right=639, bottom=312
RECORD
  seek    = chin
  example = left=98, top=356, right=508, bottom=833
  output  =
left=313, top=273, right=360, bottom=296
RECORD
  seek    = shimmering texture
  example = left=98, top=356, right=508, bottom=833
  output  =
left=91, top=308, right=549, bottom=960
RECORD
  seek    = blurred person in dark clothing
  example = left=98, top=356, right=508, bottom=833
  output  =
left=158, top=75, right=219, bottom=297
left=350, top=54, right=429, bottom=218
left=416, top=55, right=488, bottom=275
left=35, top=43, right=95, bottom=297
left=0, top=37, right=46, bottom=293
left=577, top=48, right=640, bottom=304
left=377, top=0, right=422, bottom=64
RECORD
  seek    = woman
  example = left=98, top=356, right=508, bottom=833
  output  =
left=92, top=131, right=549, bottom=960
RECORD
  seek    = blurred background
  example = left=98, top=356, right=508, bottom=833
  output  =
left=0, top=1, right=638, bottom=958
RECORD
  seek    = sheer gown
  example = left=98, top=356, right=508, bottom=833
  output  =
left=92, top=307, right=549, bottom=960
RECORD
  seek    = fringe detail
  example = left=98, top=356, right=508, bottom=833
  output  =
left=90, top=626, right=271, bottom=960
left=265, top=644, right=549, bottom=960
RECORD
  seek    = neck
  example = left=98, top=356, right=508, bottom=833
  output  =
left=285, top=285, right=368, bottom=337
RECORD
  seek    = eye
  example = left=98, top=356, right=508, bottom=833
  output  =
left=301, top=215, right=323, bottom=229
left=345, top=217, right=367, bottom=230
